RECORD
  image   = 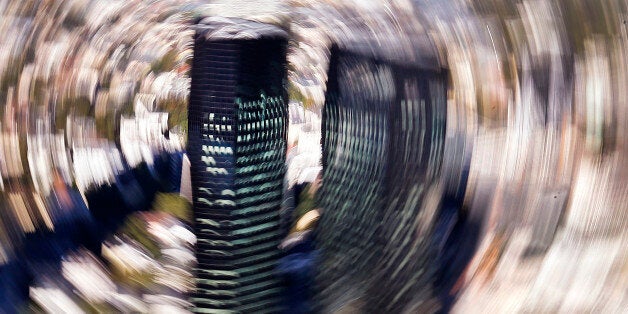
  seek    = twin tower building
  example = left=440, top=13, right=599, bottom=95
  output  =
left=188, top=17, right=447, bottom=313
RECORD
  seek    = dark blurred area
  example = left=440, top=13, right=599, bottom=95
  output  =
left=0, top=0, right=626, bottom=313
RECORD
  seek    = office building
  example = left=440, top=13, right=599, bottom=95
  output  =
left=317, top=45, right=448, bottom=312
left=187, top=17, right=288, bottom=313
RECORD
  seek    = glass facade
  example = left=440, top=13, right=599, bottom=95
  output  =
left=187, top=29, right=288, bottom=313
left=317, top=46, right=448, bottom=312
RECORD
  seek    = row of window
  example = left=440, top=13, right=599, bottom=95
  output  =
left=235, top=148, right=282, bottom=165
left=236, top=108, right=284, bottom=123
left=236, top=140, right=284, bottom=156
left=234, top=161, right=282, bottom=176
left=236, top=118, right=284, bottom=134
left=235, top=95, right=284, bottom=111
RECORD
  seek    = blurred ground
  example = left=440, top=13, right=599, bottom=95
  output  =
left=0, top=0, right=626, bottom=312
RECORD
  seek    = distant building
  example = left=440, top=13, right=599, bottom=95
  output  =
left=316, top=45, right=448, bottom=312
left=187, top=17, right=289, bottom=313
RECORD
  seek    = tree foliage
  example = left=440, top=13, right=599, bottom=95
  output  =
left=151, top=49, right=178, bottom=74
left=152, top=192, right=192, bottom=224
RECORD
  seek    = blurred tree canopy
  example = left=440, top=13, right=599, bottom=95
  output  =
left=151, top=49, right=178, bottom=74
left=292, top=184, right=317, bottom=227
left=288, top=81, right=314, bottom=108
left=152, top=192, right=192, bottom=224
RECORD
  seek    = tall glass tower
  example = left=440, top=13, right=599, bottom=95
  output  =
left=317, top=45, right=448, bottom=312
left=187, top=17, right=288, bottom=313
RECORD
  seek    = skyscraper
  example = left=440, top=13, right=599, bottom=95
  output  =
left=317, top=45, right=448, bottom=312
left=187, top=17, right=288, bottom=313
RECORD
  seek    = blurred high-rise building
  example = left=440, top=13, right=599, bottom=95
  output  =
left=187, top=17, right=289, bottom=313
left=316, top=45, right=448, bottom=312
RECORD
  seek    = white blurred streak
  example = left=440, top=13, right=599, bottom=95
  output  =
left=27, top=120, right=53, bottom=196
left=286, top=101, right=322, bottom=188
left=51, top=133, right=73, bottom=183
left=572, top=38, right=611, bottom=154
left=153, top=264, right=195, bottom=293
left=161, top=248, right=196, bottom=266
left=30, top=287, right=83, bottom=314
left=61, top=250, right=117, bottom=303
left=198, top=0, right=288, bottom=23
left=169, top=224, right=196, bottom=246
left=150, top=72, right=191, bottom=103
left=17, top=64, right=34, bottom=109
left=148, top=221, right=180, bottom=248
left=565, top=156, right=627, bottom=238
left=0, top=116, right=25, bottom=179
left=0, top=242, right=8, bottom=266
left=32, top=192, right=54, bottom=231
left=7, top=192, right=35, bottom=233
left=65, top=116, right=97, bottom=148
left=147, top=215, right=196, bottom=295
left=148, top=303, right=192, bottom=314
left=144, top=294, right=193, bottom=313
left=72, top=144, right=122, bottom=194
left=108, top=293, right=149, bottom=313
left=44, top=42, right=69, bottom=82
left=611, top=35, right=628, bottom=156
left=0, top=130, right=24, bottom=179
left=102, top=238, right=159, bottom=274
left=120, top=95, right=183, bottom=168
left=518, top=0, right=565, bottom=57
left=67, top=67, right=99, bottom=104
left=82, top=0, right=125, bottom=34
left=179, top=153, right=192, bottom=203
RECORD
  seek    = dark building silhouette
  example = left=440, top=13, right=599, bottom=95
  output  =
left=316, top=45, right=449, bottom=312
left=187, top=17, right=289, bottom=313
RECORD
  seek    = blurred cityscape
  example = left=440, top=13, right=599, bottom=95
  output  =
left=0, top=0, right=626, bottom=313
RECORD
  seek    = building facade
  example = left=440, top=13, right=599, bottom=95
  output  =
left=187, top=18, right=289, bottom=313
left=317, top=46, right=448, bottom=312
